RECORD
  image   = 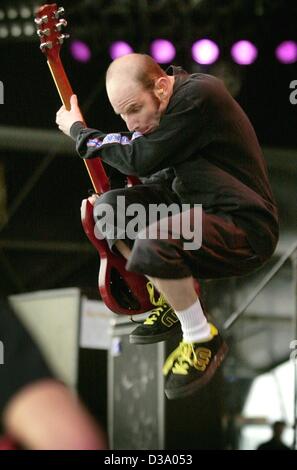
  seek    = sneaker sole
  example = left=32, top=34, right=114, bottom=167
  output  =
left=129, top=323, right=181, bottom=345
left=164, top=341, right=229, bottom=400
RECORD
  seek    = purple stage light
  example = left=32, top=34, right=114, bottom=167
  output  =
left=150, top=39, right=176, bottom=63
left=191, top=39, right=219, bottom=65
left=275, top=41, right=297, bottom=64
left=231, top=40, right=258, bottom=65
left=109, top=41, right=133, bottom=60
left=70, top=40, right=91, bottom=63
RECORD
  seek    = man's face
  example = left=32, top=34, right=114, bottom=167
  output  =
left=107, top=78, right=162, bottom=135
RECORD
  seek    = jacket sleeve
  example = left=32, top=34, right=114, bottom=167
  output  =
left=70, top=87, right=207, bottom=177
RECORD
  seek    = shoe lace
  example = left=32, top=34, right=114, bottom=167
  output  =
left=144, top=281, right=169, bottom=325
left=130, top=281, right=168, bottom=325
left=163, top=341, right=212, bottom=376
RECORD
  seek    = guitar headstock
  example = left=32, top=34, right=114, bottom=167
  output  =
left=35, top=4, right=69, bottom=61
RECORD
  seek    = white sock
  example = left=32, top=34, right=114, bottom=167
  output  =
left=175, top=298, right=211, bottom=343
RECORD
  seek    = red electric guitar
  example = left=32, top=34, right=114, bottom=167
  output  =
left=35, top=4, right=154, bottom=315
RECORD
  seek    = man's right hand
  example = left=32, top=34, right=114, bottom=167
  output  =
left=88, top=194, right=100, bottom=206
left=56, top=95, right=84, bottom=137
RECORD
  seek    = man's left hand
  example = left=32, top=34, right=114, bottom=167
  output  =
left=56, top=94, right=84, bottom=137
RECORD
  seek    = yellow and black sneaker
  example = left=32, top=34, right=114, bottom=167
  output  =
left=129, top=281, right=181, bottom=344
left=163, top=323, right=228, bottom=399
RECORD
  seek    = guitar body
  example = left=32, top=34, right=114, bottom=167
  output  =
left=81, top=199, right=155, bottom=314
left=36, top=4, right=154, bottom=315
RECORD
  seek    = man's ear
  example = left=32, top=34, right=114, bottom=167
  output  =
left=154, top=77, right=169, bottom=99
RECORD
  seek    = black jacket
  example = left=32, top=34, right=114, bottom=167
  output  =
left=70, top=66, right=279, bottom=259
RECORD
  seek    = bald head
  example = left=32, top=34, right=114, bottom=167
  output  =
left=105, top=54, right=175, bottom=134
left=106, top=53, right=167, bottom=91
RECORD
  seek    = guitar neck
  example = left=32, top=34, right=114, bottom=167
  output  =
left=48, top=56, right=110, bottom=194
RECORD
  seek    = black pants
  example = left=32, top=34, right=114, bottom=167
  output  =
left=93, top=184, right=266, bottom=280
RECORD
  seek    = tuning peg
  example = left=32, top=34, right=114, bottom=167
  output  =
left=37, top=28, right=51, bottom=37
left=40, top=41, right=53, bottom=51
left=54, top=7, right=65, bottom=19
left=57, top=34, right=70, bottom=44
left=55, top=19, right=67, bottom=31
left=35, top=15, right=48, bottom=26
